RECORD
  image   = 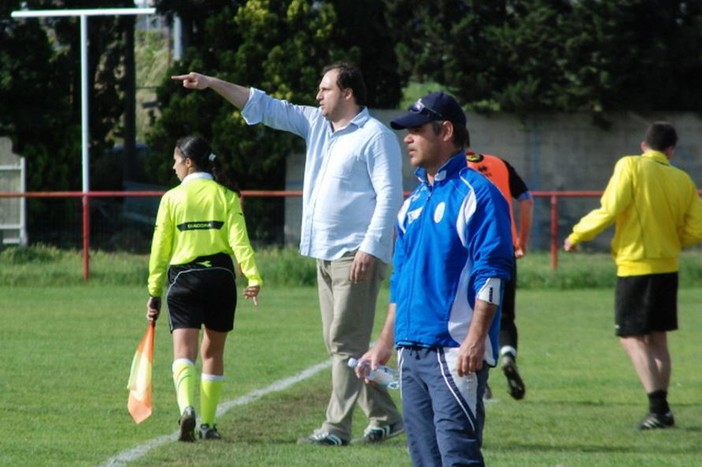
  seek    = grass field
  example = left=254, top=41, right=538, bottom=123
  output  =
left=1, top=249, right=702, bottom=466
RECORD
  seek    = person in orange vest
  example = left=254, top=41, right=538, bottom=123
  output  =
left=467, top=151, right=533, bottom=400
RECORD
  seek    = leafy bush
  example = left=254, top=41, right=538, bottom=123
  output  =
left=0, top=243, right=65, bottom=264
left=0, top=245, right=317, bottom=287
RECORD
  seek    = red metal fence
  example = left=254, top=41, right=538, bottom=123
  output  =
left=0, top=189, right=604, bottom=279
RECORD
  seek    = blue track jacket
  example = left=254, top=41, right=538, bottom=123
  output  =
left=390, top=152, right=514, bottom=366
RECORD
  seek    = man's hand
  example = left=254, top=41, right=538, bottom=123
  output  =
left=171, top=72, right=211, bottom=91
left=146, top=296, right=161, bottom=322
left=354, top=344, right=393, bottom=384
left=457, top=337, right=486, bottom=377
left=563, top=238, right=578, bottom=252
left=350, top=251, right=377, bottom=283
left=456, top=298, right=496, bottom=376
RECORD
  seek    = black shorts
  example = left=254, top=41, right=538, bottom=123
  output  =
left=166, top=253, right=237, bottom=333
left=614, top=273, right=678, bottom=337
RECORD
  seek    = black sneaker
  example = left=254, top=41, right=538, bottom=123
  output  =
left=501, top=354, right=525, bottom=400
left=351, top=421, right=404, bottom=444
left=297, top=429, right=348, bottom=446
left=178, top=406, right=196, bottom=442
left=638, top=411, right=675, bottom=430
left=199, top=424, right=222, bottom=440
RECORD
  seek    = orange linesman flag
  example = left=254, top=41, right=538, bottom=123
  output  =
left=127, top=321, right=155, bottom=424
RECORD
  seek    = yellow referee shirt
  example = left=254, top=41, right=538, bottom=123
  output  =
left=148, top=173, right=262, bottom=296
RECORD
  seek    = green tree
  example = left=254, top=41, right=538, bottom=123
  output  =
left=2, top=0, right=151, bottom=245
left=386, top=0, right=702, bottom=114
left=2, top=0, right=144, bottom=191
left=149, top=0, right=404, bottom=243
left=0, top=1, right=76, bottom=191
left=573, top=0, right=702, bottom=112
left=328, top=0, right=405, bottom=107
left=1, top=1, right=81, bottom=243
left=47, top=0, right=145, bottom=187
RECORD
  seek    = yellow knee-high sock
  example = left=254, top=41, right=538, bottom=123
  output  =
left=172, top=359, right=196, bottom=414
left=200, top=374, right=224, bottom=426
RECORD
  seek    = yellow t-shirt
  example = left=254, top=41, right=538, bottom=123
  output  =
left=568, top=150, right=702, bottom=276
left=147, top=173, right=262, bottom=296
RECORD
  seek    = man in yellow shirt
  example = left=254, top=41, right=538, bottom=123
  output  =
left=564, top=122, right=702, bottom=430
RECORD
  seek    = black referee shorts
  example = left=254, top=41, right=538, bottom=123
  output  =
left=615, top=272, right=678, bottom=337
left=166, top=253, right=237, bottom=333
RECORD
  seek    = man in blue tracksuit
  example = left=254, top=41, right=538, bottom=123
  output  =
left=356, top=92, right=513, bottom=466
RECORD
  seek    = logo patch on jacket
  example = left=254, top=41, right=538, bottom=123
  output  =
left=177, top=221, right=224, bottom=231
left=434, top=202, right=446, bottom=223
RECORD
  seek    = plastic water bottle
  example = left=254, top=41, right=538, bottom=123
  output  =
left=348, top=357, right=400, bottom=389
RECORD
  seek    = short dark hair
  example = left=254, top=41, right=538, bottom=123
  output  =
left=458, top=125, right=470, bottom=148
left=430, top=121, right=470, bottom=149
left=322, top=62, right=367, bottom=106
left=645, top=121, right=678, bottom=151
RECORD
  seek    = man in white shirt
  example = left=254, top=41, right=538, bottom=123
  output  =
left=173, top=62, right=404, bottom=446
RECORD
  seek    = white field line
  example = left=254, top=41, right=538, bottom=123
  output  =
left=100, top=359, right=332, bottom=467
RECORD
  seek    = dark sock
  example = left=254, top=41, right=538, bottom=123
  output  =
left=647, top=390, right=670, bottom=415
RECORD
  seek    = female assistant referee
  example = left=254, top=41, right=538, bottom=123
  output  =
left=146, top=135, right=262, bottom=442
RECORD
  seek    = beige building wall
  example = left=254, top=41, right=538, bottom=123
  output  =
left=285, top=111, right=702, bottom=251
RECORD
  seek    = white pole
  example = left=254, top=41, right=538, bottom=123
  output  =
left=173, top=15, right=183, bottom=61
left=80, top=15, right=89, bottom=193
left=19, top=156, right=27, bottom=246
left=11, top=8, right=156, bottom=18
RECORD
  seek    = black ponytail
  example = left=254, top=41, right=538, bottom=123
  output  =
left=175, top=136, right=240, bottom=194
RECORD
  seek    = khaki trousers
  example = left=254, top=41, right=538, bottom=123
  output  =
left=316, top=252, right=402, bottom=440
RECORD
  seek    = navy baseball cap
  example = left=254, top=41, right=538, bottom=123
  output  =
left=390, top=91, right=466, bottom=130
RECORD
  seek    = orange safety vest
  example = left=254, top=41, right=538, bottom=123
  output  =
left=466, top=152, right=520, bottom=250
